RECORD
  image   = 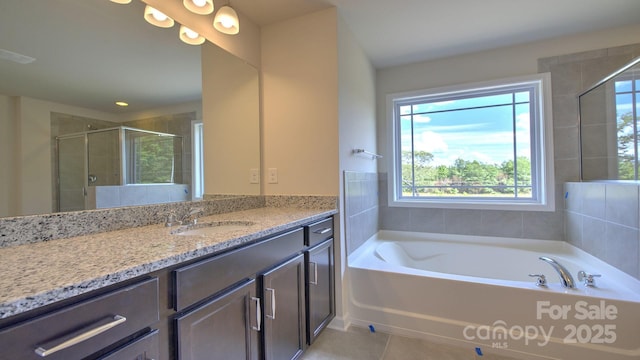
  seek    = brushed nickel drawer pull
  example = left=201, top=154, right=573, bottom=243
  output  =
left=309, top=261, right=318, bottom=285
left=34, top=315, right=126, bottom=357
left=313, top=228, right=331, bottom=235
left=266, top=288, right=276, bottom=320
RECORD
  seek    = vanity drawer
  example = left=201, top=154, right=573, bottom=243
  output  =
left=0, top=277, right=159, bottom=360
left=174, top=228, right=304, bottom=311
left=305, top=218, right=333, bottom=247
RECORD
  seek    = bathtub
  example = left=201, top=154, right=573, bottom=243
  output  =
left=348, top=231, right=640, bottom=360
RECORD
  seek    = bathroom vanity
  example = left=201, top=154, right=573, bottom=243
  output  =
left=0, top=206, right=335, bottom=360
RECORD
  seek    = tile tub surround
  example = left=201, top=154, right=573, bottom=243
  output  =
left=564, top=181, right=640, bottom=280
left=344, top=172, right=379, bottom=255
left=0, top=195, right=337, bottom=248
left=0, top=206, right=337, bottom=319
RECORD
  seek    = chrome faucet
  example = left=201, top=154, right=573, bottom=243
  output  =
left=539, top=256, right=575, bottom=288
left=180, top=207, right=204, bottom=226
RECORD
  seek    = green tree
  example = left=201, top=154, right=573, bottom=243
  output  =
left=617, top=112, right=635, bottom=180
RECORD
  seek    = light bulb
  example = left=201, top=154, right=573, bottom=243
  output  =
left=151, top=9, right=168, bottom=21
left=183, top=0, right=214, bottom=15
left=144, top=5, right=175, bottom=28
left=185, top=28, right=199, bottom=39
left=220, top=17, right=233, bottom=29
left=179, top=25, right=205, bottom=45
left=213, top=6, right=239, bottom=35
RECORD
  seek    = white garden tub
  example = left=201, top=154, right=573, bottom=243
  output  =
left=348, top=231, right=640, bottom=360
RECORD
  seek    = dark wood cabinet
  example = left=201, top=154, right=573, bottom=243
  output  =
left=99, top=329, right=160, bottom=360
left=0, top=216, right=335, bottom=360
left=306, top=239, right=334, bottom=345
left=0, top=278, right=159, bottom=360
left=175, top=279, right=260, bottom=360
left=261, top=254, right=306, bottom=360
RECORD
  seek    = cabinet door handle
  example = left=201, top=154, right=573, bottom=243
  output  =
left=265, top=288, right=276, bottom=320
left=309, top=261, right=318, bottom=285
left=251, top=296, right=261, bottom=331
left=313, top=228, right=331, bottom=235
left=34, top=315, right=126, bottom=357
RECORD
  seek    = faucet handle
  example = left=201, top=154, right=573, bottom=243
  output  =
left=165, top=210, right=179, bottom=227
left=528, top=274, right=547, bottom=287
left=577, top=271, right=601, bottom=287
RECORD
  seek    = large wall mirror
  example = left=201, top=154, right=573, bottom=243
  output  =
left=580, top=56, right=640, bottom=180
left=0, top=0, right=260, bottom=217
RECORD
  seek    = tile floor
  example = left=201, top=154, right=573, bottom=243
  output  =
left=301, top=326, right=520, bottom=360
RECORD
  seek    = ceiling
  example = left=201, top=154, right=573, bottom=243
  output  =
left=233, top=0, right=640, bottom=68
left=1, top=0, right=639, bottom=114
left=0, top=0, right=202, bottom=114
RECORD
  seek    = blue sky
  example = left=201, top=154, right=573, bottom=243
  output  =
left=400, top=95, right=531, bottom=167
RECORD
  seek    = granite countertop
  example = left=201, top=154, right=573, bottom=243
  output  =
left=0, top=206, right=336, bottom=319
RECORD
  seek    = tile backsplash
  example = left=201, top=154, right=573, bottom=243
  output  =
left=0, top=195, right=338, bottom=248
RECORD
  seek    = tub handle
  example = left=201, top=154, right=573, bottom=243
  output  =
left=528, top=274, right=547, bottom=287
left=577, top=271, right=601, bottom=287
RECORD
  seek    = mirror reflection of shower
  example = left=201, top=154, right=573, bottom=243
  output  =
left=56, top=125, right=190, bottom=212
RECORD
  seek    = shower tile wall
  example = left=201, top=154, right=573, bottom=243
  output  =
left=344, top=172, right=379, bottom=255
left=540, top=43, right=640, bottom=280
left=378, top=174, right=563, bottom=240
left=565, top=182, right=640, bottom=280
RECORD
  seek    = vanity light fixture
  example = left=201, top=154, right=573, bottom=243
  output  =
left=179, top=25, right=206, bottom=45
left=184, top=0, right=214, bottom=15
left=213, top=4, right=239, bottom=35
left=109, top=0, right=132, bottom=4
left=144, top=5, right=175, bottom=28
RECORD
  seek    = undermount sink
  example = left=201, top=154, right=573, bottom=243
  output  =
left=171, top=220, right=255, bottom=236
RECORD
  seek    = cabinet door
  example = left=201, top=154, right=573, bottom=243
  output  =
left=306, top=238, right=334, bottom=344
left=261, top=254, right=306, bottom=360
left=98, top=329, right=159, bottom=360
left=175, top=279, right=260, bottom=360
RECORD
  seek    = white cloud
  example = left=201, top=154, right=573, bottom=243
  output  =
left=413, top=114, right=431, bottom=123
left=402, top=131, right=449, bottom=153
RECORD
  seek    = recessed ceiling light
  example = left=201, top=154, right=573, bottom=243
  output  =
left=115, top=101, right=129, bottom=107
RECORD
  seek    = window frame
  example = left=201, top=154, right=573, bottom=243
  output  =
left=386, top=73, right=555, bottom=211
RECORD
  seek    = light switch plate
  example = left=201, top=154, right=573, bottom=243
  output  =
left=268, top=168, right=278, bottom=184
left=249, top=169, right=259, bottom=184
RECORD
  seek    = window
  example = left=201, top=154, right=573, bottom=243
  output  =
left=387, top=73, right=554, bottom=211
left=192, top=121, right=204, bottom=199
left=614, top=71, right=640, bottom=179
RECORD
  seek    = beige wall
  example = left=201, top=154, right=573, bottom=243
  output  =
left=336, top=15, right=377, bottom=326
left=261, top=8, right=339, bottom=196
left=202, top=42, right=260, bottom=195
left=7, top=97, right=119, bottom=216
left=0, top=95, right=16, bottom=217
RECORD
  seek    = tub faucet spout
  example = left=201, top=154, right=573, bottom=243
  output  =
left=539, top=256, right=575, bottom=289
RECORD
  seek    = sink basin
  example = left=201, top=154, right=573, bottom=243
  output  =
left=172, top=220, right=255, bottom=236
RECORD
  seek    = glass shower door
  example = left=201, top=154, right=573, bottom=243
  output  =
left=57, top=135, right=87, bottom=212
left=87, top=129, right=121, bottom=186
